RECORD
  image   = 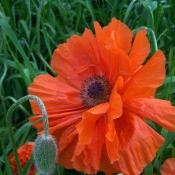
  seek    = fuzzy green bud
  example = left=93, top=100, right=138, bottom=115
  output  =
left=34, top=134, right=57, bottom=175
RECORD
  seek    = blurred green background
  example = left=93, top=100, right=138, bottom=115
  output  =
left=0, top=0, right=175, bottom=174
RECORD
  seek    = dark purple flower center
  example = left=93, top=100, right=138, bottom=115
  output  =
left=80, top=75, right=111, bottom=107
left=87, top=81, right=104, bottom=99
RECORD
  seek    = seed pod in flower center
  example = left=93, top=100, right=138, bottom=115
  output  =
left=34, top=135, right=57, bottom=175
left=80, top=75, right=112, bottom=107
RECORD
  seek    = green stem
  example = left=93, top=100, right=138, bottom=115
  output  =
left=6, top=95, right=49, bottom=175
left=133, top=26, right=158, bottom=52
left=123, top=0, right=136, bottom=23
left=0, top=62, right=7, bottom=116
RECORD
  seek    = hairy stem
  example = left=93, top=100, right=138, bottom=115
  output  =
left=6, top=95, right=49, bottom=175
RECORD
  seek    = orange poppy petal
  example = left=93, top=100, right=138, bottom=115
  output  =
left=76, top=102, right=109, bottom=144
left=29, top=74, right=83, bottom=114
left=94, top=22, right=132, bottom=85
left=58, top=121, right=79, bottom=153
left=53, top=119, right=80, bottom=170
left=108, top=78, right=123, bottom=119
left=30, top=109, right=83, bottom=136
left=122, top=50, right=166, bottom=100
left=29, top=74, right=85, bottom=134
left=99, top=18, right=133, bottom=54
left=101, top=113, right=164, bottom=175
left=51, top=29, right=102, bottom=89
left=99, top=111, right=135, bottom=174
left=129, top=30, right=150, bottom=71
left=29, top=74, right=82, bottom=114
left=161, top=158, right=175, bottom=175
left=105, top=117, right=119, bottom=163
left=58, top=136, right=78, bottom=169
left=117, top=115, right=164, bottom=175
left=115, top=110, right=135, bottom=149
left=105, top=77, right=125, bottom=163
left=72, top=117, right=106, bottom=174
left=106, top=43, right=133, bottom=82
left=93, top=22, right=118, bottom=85
left=125, top=98, right=175, bottom=132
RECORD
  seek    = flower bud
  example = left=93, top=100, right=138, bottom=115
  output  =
left=34, top=134, right=57, bottom=175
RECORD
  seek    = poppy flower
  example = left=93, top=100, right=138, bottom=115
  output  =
left=9, top=142, right=36, bottom=175
left=29, top=18, right=175, bottom=175
left=160, top=158, right=175, bottom=175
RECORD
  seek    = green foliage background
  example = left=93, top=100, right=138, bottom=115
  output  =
left=0, top=0, right=175, bottom=174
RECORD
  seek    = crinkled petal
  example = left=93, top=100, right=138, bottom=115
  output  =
left=122, top=50, right=166, bottom=100
left=108, top=78, right=123, bottom=119
left=117, top=115, right=164, bottom=175
left=118, top=114, right=164, bottom=175
left=93, top=21, right=119, bottom=85
left=58, top=121, right=79, bottom=153
left=100, top=18, right=133, bottom=54
left=51, top=29, right=102, bottom=89
left=124, top=98, right=175, bottom=132
left=29, top=74, right=82, bottom=112
left=106, top=41, right=133, bottom=82
left=129, top=30, right=150, bottom=71
left=94, top=22, right=132, bottom=85
left=58, top=136, right=78, bottom=169
left=76, top=102, right=109, bottom=144
left=72, top=117, right=106, bottom=174
left=100, top=112, right=164, bottom=175
left=29, top=74, right=85, bottom=132
left=54, top=120, right=80, bottom=169
left=115, top=110, right=135, bottom=149
left=105, top=117, right=119, bottom=163
left=30, top=112, right=82, bottom=133
left=99, top=110, right=135, bottom=174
